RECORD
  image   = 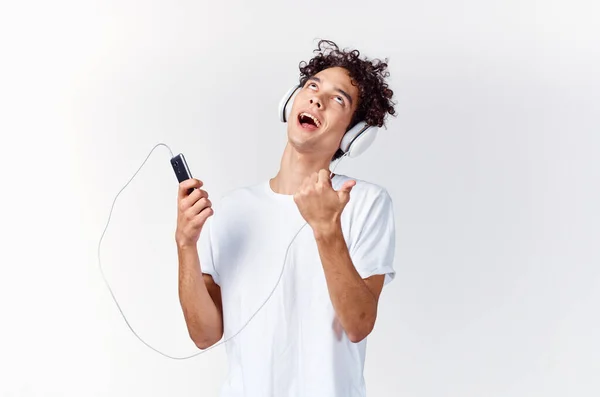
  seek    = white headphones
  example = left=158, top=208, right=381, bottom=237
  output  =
left=278, top=85, right=379, bottom=158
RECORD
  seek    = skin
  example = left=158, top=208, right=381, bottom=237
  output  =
left=175, top=180, right=223, bottom=349
left=176, top=66, right=385, bottom=348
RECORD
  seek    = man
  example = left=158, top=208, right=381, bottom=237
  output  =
left=175, top=40, right=397, bottom=396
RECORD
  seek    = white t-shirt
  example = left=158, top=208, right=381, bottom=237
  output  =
left=198, top=173, right=396, bottom=397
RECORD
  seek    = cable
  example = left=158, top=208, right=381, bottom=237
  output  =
left=98, top=143, right=348, bottom=359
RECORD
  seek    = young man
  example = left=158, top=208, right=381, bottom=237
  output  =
left=175, top=40, right=397, bottom=397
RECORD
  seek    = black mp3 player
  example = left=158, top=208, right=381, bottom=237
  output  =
left=170, top=153, right=194, bottom=195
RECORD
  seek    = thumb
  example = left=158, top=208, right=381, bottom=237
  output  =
left=337, top=180, right=356, bottom=201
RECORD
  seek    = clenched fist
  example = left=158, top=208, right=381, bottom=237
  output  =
left=175, top=178, right=213, bottom=248
left=293, top=169, right=356, bottom=233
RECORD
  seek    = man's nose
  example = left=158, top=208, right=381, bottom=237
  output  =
left=309, top=97, right=322, bottom=109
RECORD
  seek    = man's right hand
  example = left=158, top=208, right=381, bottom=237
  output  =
left=175, top=178, right=213, bottom=248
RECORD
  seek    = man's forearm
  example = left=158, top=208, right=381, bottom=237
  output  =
left=313, top=221, right=377, bottom=343
left=177, top=244, right=223, bottom=349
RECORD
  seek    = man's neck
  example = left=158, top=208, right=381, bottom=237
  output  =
left=269, top=143, right=332, bottom=195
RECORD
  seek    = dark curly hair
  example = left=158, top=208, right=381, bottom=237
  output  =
left=298, top=39, right=396, bottom=160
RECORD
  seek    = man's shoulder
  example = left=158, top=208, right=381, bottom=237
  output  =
left=335, top=174, right=394, bottom=222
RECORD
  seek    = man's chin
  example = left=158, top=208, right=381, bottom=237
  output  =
left=288, top=130, right=316, bottom=147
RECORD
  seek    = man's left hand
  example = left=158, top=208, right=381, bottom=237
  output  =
left=293, top=169, right=356, bottom=233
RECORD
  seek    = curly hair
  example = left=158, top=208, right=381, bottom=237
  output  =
left=298, top=39, right=396, bottom=160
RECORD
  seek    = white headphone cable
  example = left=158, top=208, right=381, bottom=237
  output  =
left=97, top=143, right=348, bottom=359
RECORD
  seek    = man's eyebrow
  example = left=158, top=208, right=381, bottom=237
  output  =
left=307, top=76, right=353, bottom=106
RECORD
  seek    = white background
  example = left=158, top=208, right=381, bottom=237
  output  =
left=0, top=0, right=598, bottom=396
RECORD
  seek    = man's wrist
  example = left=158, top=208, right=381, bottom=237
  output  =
left=177, top=241, right=198, bottom=251
left=313, top=219, right=343, bottom=242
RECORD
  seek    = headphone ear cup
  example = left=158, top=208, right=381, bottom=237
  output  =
left=340, top=122, right=379, bottom=158
left=279, top=85, right=301, bottom=123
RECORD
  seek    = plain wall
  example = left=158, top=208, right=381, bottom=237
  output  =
left=0, top=0, right=598, bottom=396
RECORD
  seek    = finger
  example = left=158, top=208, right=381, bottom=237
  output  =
left=317, top=169, right=332, bottom=187
left=189, top=197, right=212, bottom=216
left=339, top=180, right=356, bottom=192
left=191, top=206, right=214, bottom=228
left=178, top=178, right=203, bottom=199
left=183, top=188, right=208, bottom=207
left=179, top=189, right=208, bottom=212
left=337, top=180, right=356, bottom=201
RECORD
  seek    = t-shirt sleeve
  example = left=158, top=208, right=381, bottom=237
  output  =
left=197, top=216, right=221, bottom=285
left=348, top=187, right=396, bottom=286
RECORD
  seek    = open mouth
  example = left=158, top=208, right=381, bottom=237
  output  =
left=298, top=112, right=321, bottom=130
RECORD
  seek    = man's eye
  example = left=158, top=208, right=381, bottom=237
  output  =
left=308, top=83, right=317, bottom=89
left=334, top=96, right=344, bottom=105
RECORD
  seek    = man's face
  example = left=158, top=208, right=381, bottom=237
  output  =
left=287, top=66, right=359, bottom=159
